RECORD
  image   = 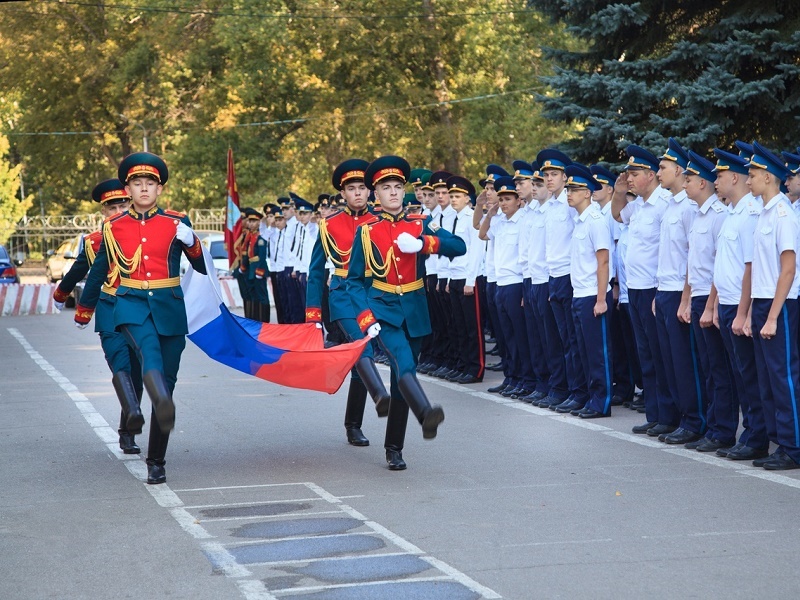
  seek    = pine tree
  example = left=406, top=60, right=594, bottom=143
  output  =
left=529, top=0, right=800, bottom=164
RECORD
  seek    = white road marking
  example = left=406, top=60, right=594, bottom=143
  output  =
left=269, top=575, right=453, bottom=595
left=235, top=580, right=278, bottom=600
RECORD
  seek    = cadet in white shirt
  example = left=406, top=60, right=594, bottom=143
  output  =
left=538, top=148, right=589, bottom=414
left=479, top=176, right=535, bottom=398
left=653, top=139, right=703, bottom=445
left=612, top=145, right=676, bottom=435
left=747, top=142, right=800, bottom=470
left=443, top=175, right=486, bottom=383
left=418, top=174, right=447, bottom=374
left=711, top=147, right=768, bottom=461
left=293, top=198, right=316, bottom=311
left=565, top=164, right=613, bottom=418
left=684, top=150, right=736, bottom=452
left=261, top=203, right=290, bottom=323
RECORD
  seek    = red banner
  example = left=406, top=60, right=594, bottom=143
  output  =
left=224, top=148, right=242, bottom=268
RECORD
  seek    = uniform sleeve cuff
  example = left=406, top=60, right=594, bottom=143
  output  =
left=305, top=307, right=322, bottom=323
left=74, top=304, right=94, bottom=324
left=255, top=268, right=265, bottom=278
left=421, top=235, right=440, bottom=255
left=357, top=309, right=377, bottom=333
left=53, top=287, right=70, bottom=303
left=185, top=237, right=202, bottom=259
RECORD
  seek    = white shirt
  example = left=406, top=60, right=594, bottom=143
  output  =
left=599, top=200, right=618, bottom=280
left=752, top=193, right=799, bottom=300
left=570, top=202, right=612, bottom=298
left=425, top=205, right=442, bottom=277
left=448, top=206, right=484, bottom=287
left=687, top=194, right=726, bottom=297
left=657, top=189, right=696, bottom=292
left=544, top=189, right=575, bottom=278
left=283, top=216, right=299, bottom=268
left=713, top=193, right=761, bottom=305
left=484, top=213, right=501, bottom=283
left=520, top=199, right=550, bottom=285
left=295, top=221, right=317, bottom=274
left=436, top=205, right=457, bottom=279
left=486, top=209, right=524, bottom=286
left=261, top=225, right=287, bottom=272
left=620, top=187, right=670, bottom=289
left=617, top=224, right=631, bottom=304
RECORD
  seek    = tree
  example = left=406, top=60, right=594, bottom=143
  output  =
left=0, top=133, right=32, bottom=246
left=529, top=0, right=800, bottom=164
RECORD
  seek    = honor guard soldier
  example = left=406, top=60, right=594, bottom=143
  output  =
left=653, top=138, right=704, bottom=445
left=306, top=159, right=391, bottom=446
left=711, top=148, right=768, bottom=460
left=565, top=164, right=613, bottom=417
left=612, top=145, right=677, bottom=436
left=76, top=152, right=206, bottom=484
left=404, top=192, right=424, bottom=215
left=55, top=179, right=145, bottom=455
left=746, top=142, right=800, bottom=470
left=242, top=207, right=271, bottom=322
left=232, top=212, right=252, bottom=318
left=685, top=151, right=735, bottom=450
left=346, top=156, right=466, bottom=470
left=410, top=168, right=432, bottom=206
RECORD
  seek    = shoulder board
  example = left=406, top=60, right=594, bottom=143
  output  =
left=106, top=212, right=127, bottom=223
left=711, top=202, right=725, bottom=213
left=777, top=203, right=789, bottom=218
left=747, top=201, right=762, bottom=215
left=406, top=214, right=426, bottom=221
left=86, top=230, right=102, bottom=242
left=164, top=209, right=186, bottom=218
left=363, top=214, right=379, bottom=224
left=325, top=209, right=344, bottom=221
left=589, top=210, right=601, bottom=219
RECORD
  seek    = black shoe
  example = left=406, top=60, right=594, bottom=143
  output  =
left=646, top=424, right=676, bottom=437
left=537, top=395, right=563, bottom=409
left=659, top=427, right=684, bottom=442
left=501, top=386, right=523, bottom=398
left=753, top=449, right=783, bottom=467
left=555, top=399, right=584, bottom=413
left=488, top=383, right=508, bottom=394
left=762, top=453, right=800, bottom=470
left=716, top=442, right=742, bottom=458
left=632, top=422, right=657, bottom=434
left=696, top=438, right=734, bottom=453
left=146, top=464, right=166, bottom=485
left=432, top=366, right=450, bottom=378
left=578, top=408, right=610, bottom=419
left=630, top=398, right=645, bottom=412
left=386, top=449, right=407, bottom=471
left=520, top=390, right=546, bottom=404
left=346, top=427, right=369, bottom=446
left=487, top=346, right=500, bottom=356
left=446, top=370, right=464, bottom=382
left=663, top=429, right=703, bottom=445
left=457, top=374, right=483, bottom=385
left=684, top=437, right=707, bottom=450
left=513, top=388, right=533, bottom=399
left=485, top=337, right=496, bottom=344
left=118, top=432, right=141, bottom=455
left=421, top=406, right=445, bottom=440
left=486, top=362, right=505, bottom=372
left=419, top=363, right=437, bottom=374
left=727, top=445, right=770, bottom=461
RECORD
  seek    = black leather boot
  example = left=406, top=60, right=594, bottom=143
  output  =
left=386, top=448, right=407, bottom=470
left=143, top=370, right=175, bottom=434
left=112, top=371, right=145, bottom=434
left=355, top=357, right=390, bottom=417
left=146, top=405, right=169, bottom=484
left=397, top=373, right=444, bottom=440
left=344, top=379, right=369, bottom=446
left=118, top=412, right=141, bottom=455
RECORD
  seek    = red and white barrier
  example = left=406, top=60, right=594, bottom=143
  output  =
left=218, top=278, right=244, bottom=309
left=0, top=284, right=59, bottom=316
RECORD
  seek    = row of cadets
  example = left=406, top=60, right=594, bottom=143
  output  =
left=261, top=200, right=297, bottom=323
left=53, top=179, right=145, bottom=455
left=240, top=207, right=271, bottom=322
left=611, top=145, right=674, bottom=436
left=441, top=175, right=486, bottom=384
left=305, top=159, right=390, bottom=448
left=515, top=160, right=555, bottom=402
left=651, top=138, right=700, bottom=443
left=292, top=194, right=317, bottom=314
left=345, top=156, right=467, bottom=470
left=472, top=165, right=510, bottom=377
left=539, top=149, right=590, bottom=412
left=75, top=152, right=207, bottom=485
left=479, top=176, right=535, bottom=396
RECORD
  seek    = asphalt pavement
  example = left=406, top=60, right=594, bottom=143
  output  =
left=2, top=312, right=800, bottom=599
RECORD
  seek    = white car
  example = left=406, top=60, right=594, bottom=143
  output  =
left=180, top=231, right=230, bottom=277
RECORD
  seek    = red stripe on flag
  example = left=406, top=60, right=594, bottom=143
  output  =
left=225, top=148, right=242, bottom=269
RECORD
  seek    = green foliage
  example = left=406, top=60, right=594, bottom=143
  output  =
left=529, top=0, right=800, bottom=164
left=0, top=0, right=572, bottom=215
left=0, top=133, right=33, bottom=246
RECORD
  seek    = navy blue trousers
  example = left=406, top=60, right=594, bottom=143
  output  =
left=628, top=287, right=676, bottom=425
left=572, top=293, right=614, bottom=414
left=655, top=290, right=703, bottom=433
left=533, top=281, right=568, bottom=400
left=549, top=274, right=588, bottom=402
left=437, top=278, right=459, bottom=370
left=611, top=299, right=636, bottom=400
left=496, top=283, right=535, bottom=389
left=691, top=296, right=737, bottom=444
left=751, top=298, right=800, bottom=462
left=717, top=304, right=768, bottom=449
left=486, top=281, right=509, bottom=373
left=449, top=278, right=485, bottom=378
left=617, top=303, right=642, bottom=390
left=523, top=279, right=550, bottom=394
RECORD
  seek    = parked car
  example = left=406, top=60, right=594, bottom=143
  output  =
left=180, top=231, right=230, bottom=277
left=45, top=234, right=84, bottom=282
left=0, top=244, right=20, bottom=283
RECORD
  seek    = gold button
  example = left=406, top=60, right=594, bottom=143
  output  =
left=398, top=275, right=403, bottom=280
left=144, top=255, right=149, bottom=260
left=395, top=285, right=403, bottom=294
left=146, top=272, right=151, bottom=277
left=141, top=280, right=150, bottom=290
left=142, top=237, right=147, bottom=242
left=395, top=257, right=400, bottom=262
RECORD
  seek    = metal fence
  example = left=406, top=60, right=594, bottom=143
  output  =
left=6, top=208, right=225, bottom=261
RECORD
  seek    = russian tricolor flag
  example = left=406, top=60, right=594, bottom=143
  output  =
left=182, top=247, right=368, bottom=393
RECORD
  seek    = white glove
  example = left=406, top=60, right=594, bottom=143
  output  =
left=176, top=222, right=195, bottom=245
left=315, top=322, right=323, bottom=329
left=396, top=232, right=423, bottom=254
left=256, top=274, right=263, bottom=279
left=367, top=323, right=381, bottom=338
left=54, top=300, right=65, bottom=312
left=75, top=322, right=87, bottom=330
